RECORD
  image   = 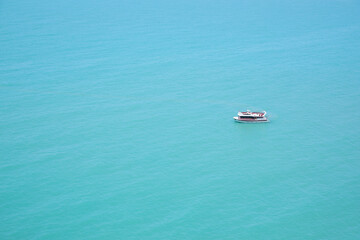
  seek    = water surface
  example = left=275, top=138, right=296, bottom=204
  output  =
left=1, top=0, right=360, bottom=239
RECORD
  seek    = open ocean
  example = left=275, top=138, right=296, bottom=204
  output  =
left=1, top=0, right=360, bottom=239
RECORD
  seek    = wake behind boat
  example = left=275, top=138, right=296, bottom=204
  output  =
left=233, top=110, right=269, bottom=123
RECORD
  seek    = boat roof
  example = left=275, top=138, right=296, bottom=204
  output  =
left=238, top=111, right=266, bottom=117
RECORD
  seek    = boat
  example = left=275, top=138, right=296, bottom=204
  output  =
left=233, top=110, right=269, bottom=123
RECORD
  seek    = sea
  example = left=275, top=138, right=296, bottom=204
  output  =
left=1, top=0, right=360, bottom=239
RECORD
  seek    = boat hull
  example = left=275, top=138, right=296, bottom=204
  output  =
left=233, top=117, right=269, bottom=123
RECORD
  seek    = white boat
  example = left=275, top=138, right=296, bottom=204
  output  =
left=233, top=110, right=269, bottom=123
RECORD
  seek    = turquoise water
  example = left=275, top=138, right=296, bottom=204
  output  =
left=1, top=0, right=360, bottom=239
